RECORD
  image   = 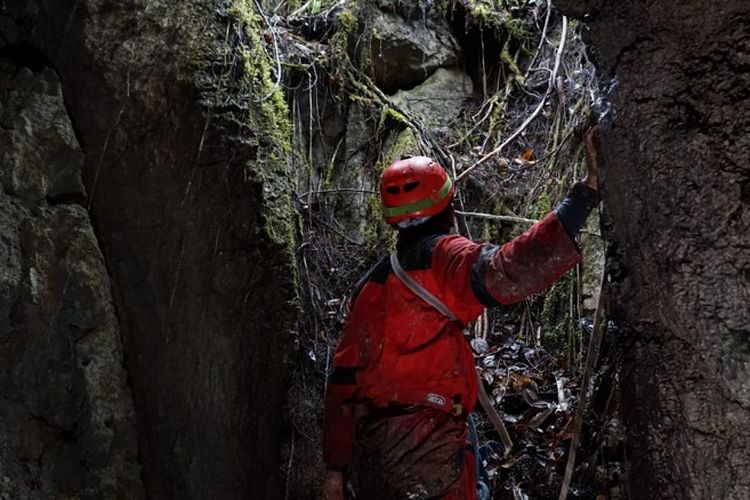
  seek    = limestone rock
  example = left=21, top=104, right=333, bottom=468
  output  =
left=391, top=67, right=474, bottom=128
left=0, top=62, right=143, bottom=499
left=366, top=10, right=459, bottom=92
left=317, top=104, right=379, bottom=244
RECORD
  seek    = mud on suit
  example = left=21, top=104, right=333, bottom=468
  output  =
left=323, top=184, right=598, bottom=499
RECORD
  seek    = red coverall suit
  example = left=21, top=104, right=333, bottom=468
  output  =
left=323, top=212, right=582, bottom=499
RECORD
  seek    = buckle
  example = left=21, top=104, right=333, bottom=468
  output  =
left=451, top=403, right=463, bottom=416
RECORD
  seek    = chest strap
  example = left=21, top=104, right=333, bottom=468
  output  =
left=389, top=254, right=513, bottom=455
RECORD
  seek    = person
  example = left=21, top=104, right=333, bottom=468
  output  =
left=322, top=127, right=601, bottom=500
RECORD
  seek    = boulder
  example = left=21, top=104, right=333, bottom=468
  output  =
left=366, top=10, right=460, bottom=92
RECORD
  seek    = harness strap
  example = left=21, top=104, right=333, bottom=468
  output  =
left=389, top=254, right=513, bottom=455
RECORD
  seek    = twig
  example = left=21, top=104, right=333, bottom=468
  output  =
left=558, top=272, right=607, bottom=500
left=456, top=15, right=569, bottom=183
left=524, top=1, right=553, bottom=80
left=314, top=216, right=364, bottom=245
left=252, top=0, right=283, bottom=102
left=455, top=210, right=538, bottom=224
left=449, top=156, right=474, bottom=239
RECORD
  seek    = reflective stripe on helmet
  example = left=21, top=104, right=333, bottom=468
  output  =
left=381, top=177, right=453, bottom=218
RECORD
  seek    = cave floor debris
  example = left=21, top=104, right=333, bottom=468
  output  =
left=474, top=329, right=624, bottom=500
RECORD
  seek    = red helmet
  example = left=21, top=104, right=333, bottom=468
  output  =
left=380, top=156, right=454, bottom=224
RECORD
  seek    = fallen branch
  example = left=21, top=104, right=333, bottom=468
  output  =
left=558, top=272, right=607, bottom=500
left=476, top=372, right=514, bottom=455
left=456, top=15, right=569, bottom=183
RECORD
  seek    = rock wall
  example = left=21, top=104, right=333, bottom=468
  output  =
left=555, top=0, right=750, bottom=497
left=0, top=60, right=142, bottom=498
left=2, top=1, right=299, bottom=498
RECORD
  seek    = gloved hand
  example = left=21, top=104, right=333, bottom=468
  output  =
left=583, top=124, right=600, bottom=191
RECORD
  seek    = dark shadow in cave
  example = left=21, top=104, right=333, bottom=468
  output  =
left=446, top=5, right=506, bottom=95
left=0, top=42, right=51, bottom=71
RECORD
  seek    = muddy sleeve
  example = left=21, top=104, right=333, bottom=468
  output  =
left=322, top=310, right=360, bottom=470
left=322, top=368, right=357, bottom=470
left=430, top=236, right=489, bottom=324
left=471, top=212, right=582, bottom=306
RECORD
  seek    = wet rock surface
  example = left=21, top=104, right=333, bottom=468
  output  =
left=0, top=60, right=143, bottom=499
left=555, top=0, right=750, bottom=497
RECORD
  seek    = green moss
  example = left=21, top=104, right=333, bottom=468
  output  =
left=503, top=16, right=531, bottom=40
left=467, top=1, right=504, bottom=27
left=227, top=0, right=297, bottom=252
left=329, top=4, right=358, bottom=67
left=527, top=183, right=552, bottom=221
left=487, top=101, right=510, bottom=142
left=501, top=44, right=524, bottom=83
left=362, top=193, right=396, bottom=255
left=432, top=0, right=452, bottom=17
left=480, top=198, right=508, bottom=243
left=337, top=6, right=358, bottom=31
left=382, top=128, right=420, bottom=163
left=378, top=106, right=408, bottom=131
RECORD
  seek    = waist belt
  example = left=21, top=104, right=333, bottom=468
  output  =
left=390, top=253, right=513, bottom=455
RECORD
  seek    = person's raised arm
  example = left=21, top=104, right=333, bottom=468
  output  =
left=471, top=125, right=601, bottom=306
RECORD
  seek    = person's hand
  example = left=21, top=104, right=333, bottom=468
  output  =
left=322, top=470, right=344, bottom=500
left=583, top=124, right=600, bottom=191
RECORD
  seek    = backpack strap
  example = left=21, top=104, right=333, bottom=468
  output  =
left=389, top=253, right=513, bottom=455
left=390, top=253, right=460, bottom=323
